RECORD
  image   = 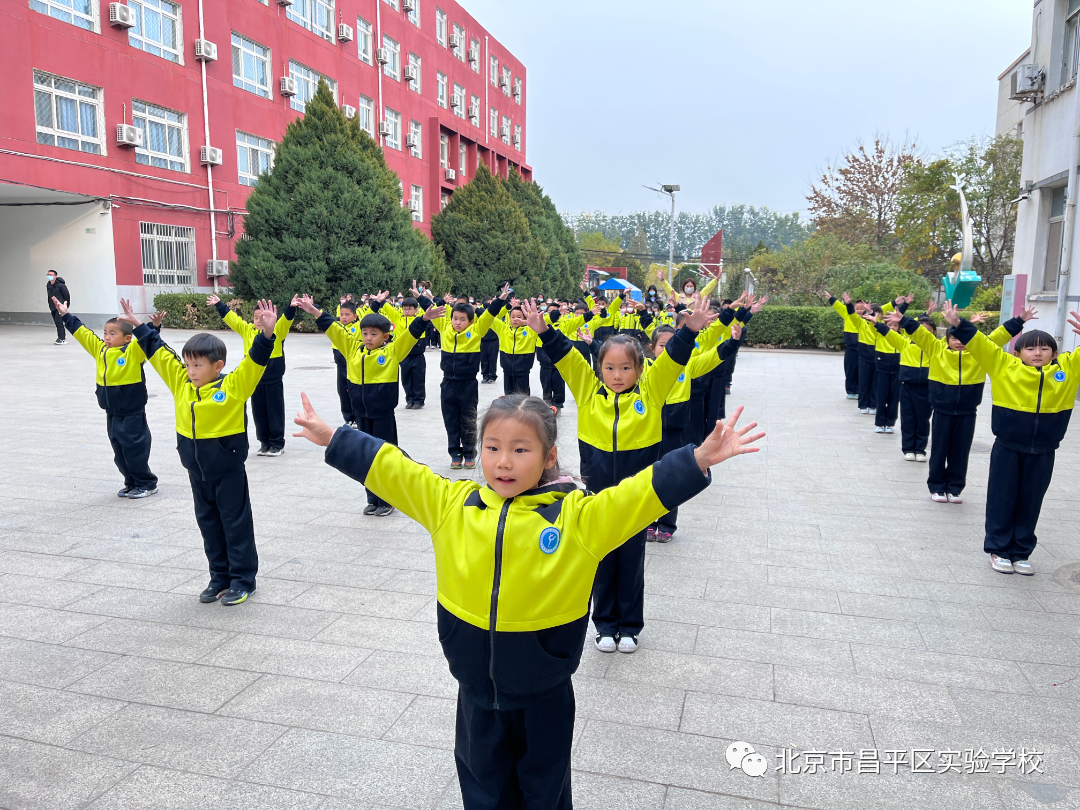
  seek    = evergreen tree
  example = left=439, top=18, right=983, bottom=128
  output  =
left=430, top=162, right=547, bottom=297
left=231, top=80, right=439, bottom=307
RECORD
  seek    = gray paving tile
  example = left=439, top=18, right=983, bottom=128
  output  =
left=993, top=780, right=1080, bottom=809
left=200, top=632, right=372, bottom=682
left=65, top=560, right=199, bottom=592
left=850, top=644, right=1032, bottom=693
left=644, top=595, right=771, bottom=631
left=894, top=578, right=1045, bottom=610
left=1034, top=591, right=1080, bottom=616
left=572, top=674, right=687, bottom=731
left=383, top=695, right=456, bottom=750
left=69, top=703, right=286, bottom=778
left=290, top=584, right=432, bottom=618
left=980, top=606, right=1080, bottom=639
left=950, top=687, right=1080, bottom=738
left=695, top=624, right=855, bottom=672
left=67, top=655, right=260, bottom=712
left=314, top=614, right=444, bottom=657
left=704, top=579, right=841, bottom=613
left=343, top=648, right=458, bottom=698
left=0, top=572, right=104, bottom=608
left=767, top=564, right=900, bottom=597
left=770, top=607, right=926, bottom=649
left=836, top=591, right=990, bottom=628
left=571, top=771, right=667, bottom=809
left=0, top=680, right=125, bottom=745
left=0, top=549, right=94, bottom=578
left=0, top=636, right=118, bottom=688
left=662, top=786, right=787, bottom=809
left=603, top=647, right=774, bottom=700
left=918, top=623, right=1080, bottom=667
left=0, top=734, right=139, bottom=810
left=778, top=769, right=1006, bottom=810
left=65, top=617, right=234, bottom=662
left=0, top=601, right=109, bottom=642
left=87, top=764, right=324, bottom=809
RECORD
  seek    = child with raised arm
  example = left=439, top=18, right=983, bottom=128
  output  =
left=524, top=297, right=717, bottom=653
left=294, top=391, right=762, bottom=810
left=121, top=298, right=279, bottom=606
left=826, top=290, right=860, bottom=399
left=332, top=298, right=361, bottom=426
left=54, top=297, right=163, bottom=498
left=941, top=303, right=1079, bottom=575
left=488, top=298, right=543, bottom=397
left=298, top=294, right=443, bottom=516
left=207, top=293, right=297, bottom=457
left=390, top=286, right=429, bottom=409
left=877, top=306, right=936, bottom=460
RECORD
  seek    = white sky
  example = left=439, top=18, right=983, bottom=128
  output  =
left=467, top=0, right=1033, bottom=221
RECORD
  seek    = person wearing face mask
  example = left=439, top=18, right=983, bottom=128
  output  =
left=657, top=267, right=718, bottom=307
left=46, top=270, right=70, bottom=344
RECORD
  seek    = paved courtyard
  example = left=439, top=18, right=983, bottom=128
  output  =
left=3, top=323, right=1080, bottom=810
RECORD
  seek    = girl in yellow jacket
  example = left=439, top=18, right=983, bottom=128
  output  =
left=523, top=298, right=716, bottom=654
left=942, top=303, right=1080, bottom=575
left=294, top=391, right=763, bottom=810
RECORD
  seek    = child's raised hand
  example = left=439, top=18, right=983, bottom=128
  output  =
left=499, top=282, right=511, bottom=299
left=297, top=294, right=319, bottom=315
left=150, top=310, right=166, bottom=327
left=970, top=311, right=989, bottom=325
left=683, top=299, right=717, bottom=332
left=941, top=300, right=961, bottom=327
left=842, top=292, right=851, bottom=304
left=290, top=294, right=302, bottom=308
left=1068, top=311, right=1080, bottom=336
left=694, top=405, right=764, bottom=473
left=376, top=290, right=389, bottom=303
left=254, top=300, right=277, bottom=336
left=423, top=305, right=446, bottom=322
left=206, top=294, right=220, bottom=306
left=293, top=392, right=335, bottom=447
left=730, top=322, right=742, bottom=341
left=521, top=299, right=548, bottom=334
left=926, top=298, right=937, bottom=314
left=577, top=328, right=593, bottom=344
left=52, top=296, right=68, bottom=316
left=750, top=295, right=768, bottom=314
left=884, top=309, right=903, bottom=329
left=118, top=298, right=141, bottom=327
left=1022, top=305, right=1039, bottom=322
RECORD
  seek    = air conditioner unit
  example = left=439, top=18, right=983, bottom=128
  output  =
left=499, top=74, right=509, bottom=89
left=448, top=33, right=462, bottom=50
left=402, top=0, right=415, bottom=10
left=407, top=198, right=420, bottom=212
left=403, top=65, right=417, bottom=83
left=108, top=3, right=136, bottom=28
left=513, top=86, right=521, bottom=100
left=449, top=94, right=461, bottom=108
left=500, top=124, right=510, bottom=138
left=444, top=168, right=456, bottom=181
left=341, top=104, right=357, bottom=119
left=115, top=124, right=142, bottom=148
left=379, top=120, right=393, bottom=137
left=512, top=135, right=520, bottom=147
left=337, top=23, right=353, bottom=42
left=276, top=0, right=293, bottom=6
left=405, top=133, right=418, bottom=149
left=200, top=145, right=223, bottom=166
left=193, top=39, right=217, bottom=61
left=280, top=76, right=298, bottom=96
left=468, top=103, right=479, bottom=119
left=1011, top=63, right=1045, bottom=100
left=206, top=260, right=230, bottom=277
left=376, top=47, right=389, bottom=64
left=468, top=45, right=479, bottom=63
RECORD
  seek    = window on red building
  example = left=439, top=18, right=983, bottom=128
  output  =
left=33, top=71, right=103, bottom=155
left=286, top=0, right=334, bottom=43
left=357, top=17, right=373, bottom=65
left=132, top=100, right=187, bottom=172
left=128, top=0, right=183, bottom=64
left=231, top=33, right=270, bottom=99
left=30, top=0, right=96, bottom=32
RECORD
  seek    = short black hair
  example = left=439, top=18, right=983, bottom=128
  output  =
left=105, top=317, right=134, bottom=336
left=1014, top=329, right=1057, bottom=354
left=452, top=302, right=475, bottom=321
left=401, top=297, right=418, bottom=308
left=917, top=314, right=935, bottom=327
left=340, top=301, right=358, bottom=315
left=182, top=333, right=227, bottom=365
left=359, top=313, right=392, bottom=334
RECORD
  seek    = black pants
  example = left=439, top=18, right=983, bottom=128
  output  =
left=334, top=352, right=354, bottom=423
left=190, top=469, right=257, bottom=592
left=843, top=344, right=859, bottom=396
left=874, top=370, right=899, bottom=427
left=857, top=354, right=877, bottom=410
left=481, top=339, right=499, bottom=382
left=51, top=310, right=65, bottom=341
left=984, top=443, right=1055, bottom=562
left=442, top=378, right=479, bottom=461
left=539, top=365, right=565, bottom=407
left=455, top=681, right=574, bottom=810
left=705, top=373, right=726, bottom=436
left=251, top=377, right=285, bottom=451
left=927, top=411, right=976, bottom=496
left=686, top=392, right=707, bottom=447
left=107, top=412, right=157, bottom=490
left=401, top=353, right=426, bottom=406
left=655, top=427, right=684, bottom=534
left=503, top=373, right=531, bottom=397
left=899, top=382, right=931, bottom=454
left=720, top=354, right=737, bottom=391
left=355, top=417, right=398, bottom=507
left=592, top=529, right=646, bottom=638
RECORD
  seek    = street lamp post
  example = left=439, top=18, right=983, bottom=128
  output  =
left=644, top=183, right=680, bottom=286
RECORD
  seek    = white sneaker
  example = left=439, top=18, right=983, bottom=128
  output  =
left=990, top=554, right=1014, bottom=574
left=904, top=453, right=917, bottom=461
left=915, top=453, right=927, bottom=463
left=859, top=408, right=870, bottom=414
left=947, top=493, right=963, bottom=504
left=595, top=635, right=617, bottom=653
left=884, top=426, right=894, bottom=434
left=875, top=426, right=886, bottom=434
left=617, top=635, right=639, bottom=654
left=1012, top=559, right=1034, bottom=576
left=931, top=493, right=948, bottom=503
left=869, top=408, right=877, bottom=414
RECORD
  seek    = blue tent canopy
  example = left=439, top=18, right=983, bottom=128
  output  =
left=597, top=278, right=641, bottom=301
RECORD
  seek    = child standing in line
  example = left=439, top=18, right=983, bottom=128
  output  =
left=878, top=308, right=935, bottom=460
left=489, top=300, right=542, bottom=397
left=208, top=294, right=297, bottom=457
left=524, top=297, right=716, bottom=653
left=859, top=304, right=903, bottom=434
left=826, top=291, right=860, bottom=400
left=122, top=298, right=279, bottom=606
left=387, top=291, right=428, bottom=410
left=53, top=297, right=162, bottom=498
left=332, top=298, right=361, bottom=426
left=480, top=296, right=500, bottom=385
left=941, top=303, right=1080, bottom=575
left=294, top=390, right=763, bottom=810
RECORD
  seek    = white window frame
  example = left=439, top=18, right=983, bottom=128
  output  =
left=470, top=93, right=480, bottom=125
left=501, top=66, right=512, bottom=96
left=383, top=0, right=398, bottom=9
left=289, top=61, right=336, bottom=113
left=287, top=0, right=334, bottom=42
left=29, top=0, right=97, bottom=31
left=435, top=7, right=447, bottom=46
left=514, top=76, right=522, bottom=103
left=231, top=33, right=271, bottom=99
left=383, top=35, right=400, bottom=81
left=501, top=114, right=511, bottom=145
left=436, top=71, right=448, bottom=108
left=407, top=0, right=419, bottom=26
left=409, top=119, right=422, bottom=158
left=453, top=83, right=466, bottom=119
left=357, top=16, right=373, bottom=65
left=459, top=142, right=467, bottom=175
left=411, top=184, right=423, bottom=222
left=490, top=55, right=498, bottom=86
left=452, top=22, right=465, bottom=61
left=1065, top=1, right=1080, bottom=86
left=384, top=107, right=401, bottom=150
left=236, top=130, right=275, bottom=186
left=513, top=124, right=521, bottom=150
left=470, top=37, right=480, bottom=72
left=490, top=107, right=498, bottom=137
left=33, top=71, right=105, bottom=155
left=439, top=133, right=449, bottom=168
left=1045, top=186, right=1067, bottom=291
left=132, top=99, right=188, bottom=172
left=128, top=0, right=183, bottom=64
left=141, top=222, right=195, bottom=286
left=358, top=94, right=375, bottom=136
left=408, top=52, right=421, bottom=93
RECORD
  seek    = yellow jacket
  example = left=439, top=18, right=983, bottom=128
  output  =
left=661, top=275, right=718, bottom=306
left=63, top=314, right=151, bottom=415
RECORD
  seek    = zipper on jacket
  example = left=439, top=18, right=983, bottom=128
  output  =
left=488, top=498, right=512, bottom=710
left=101, top=346, right=111, bottom=409
left=190, top=387, right=204, bottom=480
left=1032, top=367, right=1045, bottom=453
left=612, top=392, right=621, bottom=481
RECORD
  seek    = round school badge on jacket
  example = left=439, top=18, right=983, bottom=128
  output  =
left=634, top=400, right=646, bottom=415
left=377, top=355, right=387, bottom=365
left=466, top=331, right=472, bottom=338
left=1055, top=370, right=1066, bottom=383
left=116, top=357, right=126, bottom=367
left=678, top=373, right=686, bottom=383
left=212, top=390, right=226, bottom=403
left=538, top=526, right=561, bottom=554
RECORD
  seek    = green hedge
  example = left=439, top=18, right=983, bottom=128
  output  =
left=151, top=294, right=320, bottom=332
left=742, top=308, right=1001, bottom=349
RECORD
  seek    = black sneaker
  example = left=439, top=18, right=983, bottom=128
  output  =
left=127, top=487, right=158, bottom=499
left=374, top=505, right=395, bottom=517
left=117, top=487, right=133, bottom=498
left=199, top=585, right=227, bottom=603
left=405, top=403, right=415, bottom=410
left=256, top=444, right=269, bottom=456
left=413, top=402, right=424, bottom=409
left=463, top=458, right=476, bottom=469
left=363, top=503, right=379, bottom=515
left=220, top=588, right=250, bottom=606
left=450, top=457, right=464, bottom=470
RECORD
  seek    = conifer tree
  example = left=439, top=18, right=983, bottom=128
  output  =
left=230, top=80, right=442, bottom=306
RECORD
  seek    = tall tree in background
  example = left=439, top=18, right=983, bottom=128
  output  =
left=503, top=169, right=584, bottom=299
left=807, top=136, right=920, bottom=251
left=231, top=80, right=444, bottom=305
left=431, top=162, right=547, bottom=297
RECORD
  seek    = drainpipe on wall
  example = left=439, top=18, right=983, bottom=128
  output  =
left=1055, top=86, right=1080, bottom=345
left=198, top=0, right=218, bottom=293
left=376, top=1, right=384, bottom=149
left=484, top=36, right=489, bottom=148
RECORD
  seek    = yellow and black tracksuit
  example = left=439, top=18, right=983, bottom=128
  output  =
left=480, top=307, right=500, bottom=383
left=862, top=319, right=903, bottom=428
left=955, top=319, right=1080, bottom=562
left=881, top=326, right=932, bottom=455
left=851, top=300, right=900, bottom=410
left=687, top=307, right=747, bottom=445
left=584, top=295, right=622, bottom=369
left=490, top=300, right=541, bottom=396
left=214, top=301, right=295, bottom=452
left=331, top=318, right=361, bottom=422
left=829, top=296, right=860, bottom=397
left=317, top=308, right=427, bottom=509
left=540, top=319, right=699, bottom=640
left=134, top=323, right=274, bottom=593
left=322, top=421, right=711, bottom=807
left=383, top=302, right=428, bottom=408
left=63, top=313, right=158, bottom=491
left=537, top=309, right=579, bottom=408
left=903, top=315, right=1023, bottom=496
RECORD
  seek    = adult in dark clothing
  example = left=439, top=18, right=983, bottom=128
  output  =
left=46, top=270, right=70, bottom=344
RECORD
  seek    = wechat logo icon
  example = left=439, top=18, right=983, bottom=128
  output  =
left=727, top=741, right=768, bottom=777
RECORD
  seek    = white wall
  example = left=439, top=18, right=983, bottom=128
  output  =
left=0, top=204, right=117, bottom=327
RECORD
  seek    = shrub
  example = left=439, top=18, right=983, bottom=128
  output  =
left=970, top=285, right=1003, bottom=311
left=151, top=293, right=320, bottom=332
